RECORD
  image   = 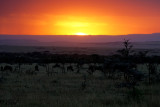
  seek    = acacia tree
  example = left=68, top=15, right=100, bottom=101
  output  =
left=117, top=39, right=134, bottom=58
left=116, top=39, right=143, bottom=87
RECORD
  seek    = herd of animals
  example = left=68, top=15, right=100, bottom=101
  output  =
left=0, top=59, right=147, bottom=88
left=0, top=40, right=160, bottom=89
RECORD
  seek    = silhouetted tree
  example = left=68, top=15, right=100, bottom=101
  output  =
left=117, top=39, right=134, bottom=58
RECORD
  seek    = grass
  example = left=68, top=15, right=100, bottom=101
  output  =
left=0, top=64, right=160, bottom=107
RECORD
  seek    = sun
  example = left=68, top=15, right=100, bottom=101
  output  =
left=55, top=19, right=107, bottom=35
left=75, top=32, right=88, bottom=36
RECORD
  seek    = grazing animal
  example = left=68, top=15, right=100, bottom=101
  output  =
left=51, top=63, right=65, bottom=74
left=35, top=65, right=39, bottom=71
left=76, top=64, right=81, bottom=73
left=76, top=61, right=85, bottom=73
left=13, top=66, right=19, bottom=73
left=45, top=64, right=61, bottom=76
left=53, top=63, right=61, bottom=68
left=67, top=65, right=74, bottom=72
left=61, top=63, right=65, bottom=73
left=0, top=66, right=4, bottom=71
left=87, top=65, right=95, bottom=75
left=3, top=66, right=13, bottom=72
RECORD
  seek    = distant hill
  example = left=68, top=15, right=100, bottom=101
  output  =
left=0, top=33, right=160, bottom=43
left=0, top=34, right=160, bottom=47
left=0, top=34, right=160, bottom=55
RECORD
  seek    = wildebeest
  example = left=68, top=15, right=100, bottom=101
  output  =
left=3, top=65, right=13, bottom=72
left=67, top=65, right=74, bottom=72
left=87, top=65, right=95, bottom=75
left=52, top=63, right=61, bottom=68
left=35, top=65, right=39, bottom=71
left=52, top=63, right=65, bottom=73
left=76, top=62, right=84, bottom=73
left=0, top=66, right=4, bottom=71
left=52, top=63, right=62, bottom=71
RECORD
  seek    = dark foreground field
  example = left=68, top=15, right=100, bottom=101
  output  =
left=0, top=63, right=160, bottom=107
left=1, top=40, right=160, bottom=107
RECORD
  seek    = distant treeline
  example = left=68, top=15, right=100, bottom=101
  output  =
left=0, top=51, right=160, bottom=64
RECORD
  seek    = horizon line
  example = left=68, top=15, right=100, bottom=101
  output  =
left=0, top=33, right=160, bottom=36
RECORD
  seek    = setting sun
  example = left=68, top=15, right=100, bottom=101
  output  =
left=0, top=0, right=160, bottom=35
left=54, top=18, right=108, bottom=35
left=75, top=32, right=88, bottom=36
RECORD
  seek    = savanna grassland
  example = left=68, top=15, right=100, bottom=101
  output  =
left=0, top=63, right=160, bottom=107
left=0, top=40, right=160, bottom=107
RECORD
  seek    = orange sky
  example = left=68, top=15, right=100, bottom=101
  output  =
left=0, top=0, right=160, bottom=35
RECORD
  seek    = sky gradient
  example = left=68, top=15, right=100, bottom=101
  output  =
left=0, top=0, right=160, bottom=35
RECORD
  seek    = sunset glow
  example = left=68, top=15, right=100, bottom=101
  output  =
left=75, top=32, right=88, bottom=36
left=0, top=0, right=160, bottom=35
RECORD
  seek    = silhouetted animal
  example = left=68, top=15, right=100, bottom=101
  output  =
left=51, top=63, right=64, bottom=74
left=35, top=65, right=39, bottom=71
left=67, top=65, right=74, bottom=72
left=0, top=66, right=4, bottom=71
left=3, top=66, right=13, bottom=72
left=87, top=65, right=95, bottom=75
left=76, top=62, right=84, bottom=73
left=52, top=63, right=61, bottom=69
